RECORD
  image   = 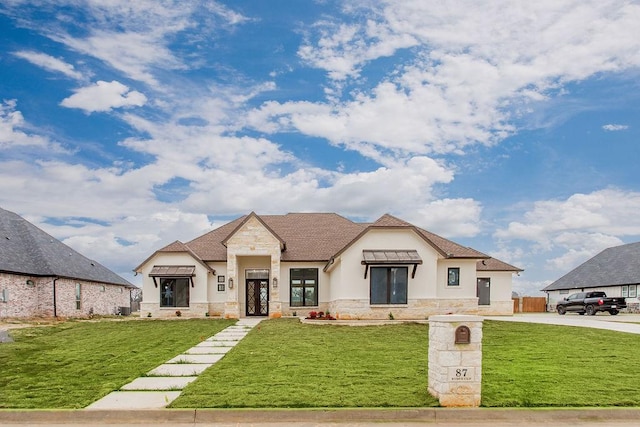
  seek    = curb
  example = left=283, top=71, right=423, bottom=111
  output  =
left=1, top=407, right=640, bottom=424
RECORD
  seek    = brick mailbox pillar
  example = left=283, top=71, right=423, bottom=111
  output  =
left=428, top=315, right=483, bottom=407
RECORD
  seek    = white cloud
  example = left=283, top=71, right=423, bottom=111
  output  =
left=60, top=80, right=147, bottom=113
left=0, top=100, right=67, bottom=152
left=602, top=124, right=629, bottom=131
left=275, top=1, right=640, bottom=162
left=495, top=188, right=640, bottom=273
left=12, top=50, right=83, bottom=80
left=402, top=198, right=483, bottom=238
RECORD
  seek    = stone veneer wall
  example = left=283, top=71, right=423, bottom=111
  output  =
left=140, top=302, right=211, bottom=318
left=328, top=298, right=482, bottom=320
left=0, top=272, right=130, bottom=318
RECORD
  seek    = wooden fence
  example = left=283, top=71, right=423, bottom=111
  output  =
left=512, top=297, right=547, bottom=313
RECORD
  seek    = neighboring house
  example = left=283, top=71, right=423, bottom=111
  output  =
left=542, top=242, right=640, bottom=312
left=0, top=207, right=133, bottom=318
left=136, top=212, right=521, bottom=319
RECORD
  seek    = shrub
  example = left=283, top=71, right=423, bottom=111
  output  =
left=176, top=310, right=182, bottom=317
left=308, top=311, right=317, bottom=319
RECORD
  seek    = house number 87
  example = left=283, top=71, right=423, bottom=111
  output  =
left=455, top=368, right=468, bottom=377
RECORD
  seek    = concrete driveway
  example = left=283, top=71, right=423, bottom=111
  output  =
left=484, top=312, right=640, bottom=334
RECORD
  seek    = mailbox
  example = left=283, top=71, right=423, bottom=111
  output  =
left=455, top=325, right=470, bottom=344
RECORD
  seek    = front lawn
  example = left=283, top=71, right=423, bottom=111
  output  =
left=172, top=319, right=433, bottom=408
left=0, top=318, right=234, bottom=408
left=173, top=319, right=640, bottom=408
left=1, top=318, right=639, bottom=408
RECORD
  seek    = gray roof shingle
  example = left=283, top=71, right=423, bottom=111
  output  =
left=543, top=242, right=640, bottom=291
left=0, top=207, right=132, bottom=286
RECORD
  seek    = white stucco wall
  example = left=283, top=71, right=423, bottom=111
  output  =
left=331, top=228, right=441, bottom=301
left=436, top=259, right=478, bottom=299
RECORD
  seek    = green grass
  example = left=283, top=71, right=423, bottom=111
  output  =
left=2, top=318, right=640, bottom=409
left=172, top=319, right=434, bottom=408
left=0, top=318, right=234, bottom=408
left=482, top=321, right=640, bottom=407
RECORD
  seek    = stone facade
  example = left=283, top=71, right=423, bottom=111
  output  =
left=0, top=272, right=131, bottom=318
left=428, top=315, right=483, bottom=407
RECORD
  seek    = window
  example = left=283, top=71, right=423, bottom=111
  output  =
left=290, top=268, right=318, bottom=307
left=559, top=289, right=569, bottom=294
left=630, top=285, right=638, bottom=298
left=448, top=268, right=460, bottom=286
left=75, top=283, right=82, bottom=310
left=370, top=267, right=408, bottom=305
left=622, top=286, right=628, bottom=298
left=160, top=278, right=190, bottom=307
left=218, top=275, right=225, bottom=292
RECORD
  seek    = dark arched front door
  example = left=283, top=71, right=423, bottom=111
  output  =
left=246, top=278, right=269, bottom=316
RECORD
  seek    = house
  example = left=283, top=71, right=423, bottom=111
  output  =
left=0, top=207, right=133, bottom=318
left=136, top=212, right=522, bottom=319
left=542, top=242, right=640, bottom=312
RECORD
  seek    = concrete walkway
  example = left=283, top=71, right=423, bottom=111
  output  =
left=85, top=318, right=263, bottom=410
left=484, top=312, right=640, bottom=334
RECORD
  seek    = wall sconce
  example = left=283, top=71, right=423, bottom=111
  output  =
left=26, top=279, right=35, bottom=287
left=228, top=278, right=234, bottom=289
left=272, top=277, right=278, bottom=288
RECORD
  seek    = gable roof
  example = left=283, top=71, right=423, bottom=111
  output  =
left=0, top=207, right=132, bottom=286
left=138, top=212, right=516, bottom=270
left=184, top=212, right=365, bottom=262
left=327, top=213, right=490, bottom=262
left=543, top=242, right=640, bottom=292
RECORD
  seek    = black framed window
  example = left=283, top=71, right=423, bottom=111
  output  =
left=370, top=267, right=408, bottom=304
left=447, top=267, right=460, bottom=286
left=290, top=268, right=318, bottom=307
left=160, top=278, right=190, bottom=307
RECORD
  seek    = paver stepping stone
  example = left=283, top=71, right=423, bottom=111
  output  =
left=148, top=363, right=213, bottom=376
left=121, top=376, right=198, bottom=391
left=186, top=346, right=232, bottom=354
left=195, top=340, right=235, bottom=347
left=168, top=354, right=224, bottom=364
left=86, top=391, right=181, bottom=410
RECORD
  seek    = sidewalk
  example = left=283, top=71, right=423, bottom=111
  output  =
left=1, top=407, right=640, bottom=426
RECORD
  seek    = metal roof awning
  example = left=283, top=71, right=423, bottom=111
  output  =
left=149, top=265, right=196, bottom=287
left=361, top=250, right=423, bottom=278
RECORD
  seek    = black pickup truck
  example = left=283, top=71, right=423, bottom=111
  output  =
left=556, top=291, right=626, bottom=315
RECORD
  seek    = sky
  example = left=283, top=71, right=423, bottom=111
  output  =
left=1, top=1, right=640, bottom=295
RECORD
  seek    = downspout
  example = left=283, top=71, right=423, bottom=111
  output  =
left=53, top=277, right=59, bottom=318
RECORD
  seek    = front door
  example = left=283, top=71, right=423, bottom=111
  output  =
left=477, top=278, right=490, bottom=305
left=246, top=279, right=269, bottom=316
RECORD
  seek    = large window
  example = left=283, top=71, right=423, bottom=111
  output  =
left=290, top=268, right=318, bottom=307
left=370, top=267, right=408, bottom=305
left=160, top=278, right=190, bottom=307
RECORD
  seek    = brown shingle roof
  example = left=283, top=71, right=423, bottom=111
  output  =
left=476, top=258, right=523, bottom=272
left=416, top=228, right=490, bottom=259
left=140, top=212, right=500, bottom=266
